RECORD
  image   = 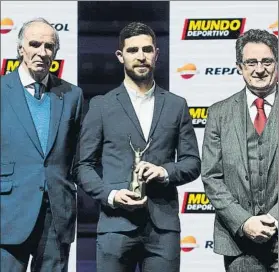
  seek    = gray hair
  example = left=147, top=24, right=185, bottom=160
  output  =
left=17, top=17, right=60, bottom=61
left=236, top=29, right=278, bottom=65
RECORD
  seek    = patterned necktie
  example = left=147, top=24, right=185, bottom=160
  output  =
left=34, top=82, right=42, bottom=100
left=254, top=98, right=267, bottom=135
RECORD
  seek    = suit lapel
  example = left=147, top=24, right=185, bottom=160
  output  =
left=267, top=92, right=278, bottom=172
left=148, top=86, right=165, bottom=140
left=233, top=89, right=249, bottom=174
left=5, top=70, right=44, bottom=157
left=116, top=84, right=145, bottom=141
left=44, top=75, right=64, bottom=158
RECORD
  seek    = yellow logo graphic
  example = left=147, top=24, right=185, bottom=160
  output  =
left=181, top=236, right=199, bottom=252
left=177, top=63, right=198, bottom=79
left=182, top=18, right=246, bottom=40
left=269, top=21, right=278, bottom=36
left=1, top=59, right=65, bottom=78
left=1, top=18, right=15, bottom=34
left=181, top=192, right=214, bottom=213
left=188, top=107, right=208, bottom=128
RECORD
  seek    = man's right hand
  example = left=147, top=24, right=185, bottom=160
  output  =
left=243, top=215, right=277, bottom=243
left=113, top=189, right=147, bottom=211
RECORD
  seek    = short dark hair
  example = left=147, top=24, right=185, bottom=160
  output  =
left=236, top=29, right=278, bottom=64
left=119, top=22, right=156, bottom=50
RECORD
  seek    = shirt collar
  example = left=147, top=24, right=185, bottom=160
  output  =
left=124, top=80, right=155, bottom=100
left=246, top=87, right=277, bottom=108
left=18, top=64, right=49, bottom=88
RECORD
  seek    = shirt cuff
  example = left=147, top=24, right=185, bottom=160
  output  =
left=238, top=223, right=245, bottom=237
left=162, top=167, right=169, bottom=186
left=108, top=190, right=118, bottom=208
left=267, top=213, right=278, bottom=229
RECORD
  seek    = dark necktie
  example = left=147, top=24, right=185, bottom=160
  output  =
left=34, top=82, right=42, bottom=100
left=254, top=98, right=267, bottom=135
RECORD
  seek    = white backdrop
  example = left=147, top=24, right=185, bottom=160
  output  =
left=170, top=1, right=278, bottom=271
left=1, top=1, right=278, bottom=272
left=1, top=2, right=78, bottom=271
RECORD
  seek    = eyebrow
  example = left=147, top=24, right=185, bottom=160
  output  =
left=245, top=57, right=274, bottom=61
left=126, top=45, right=154, bottom=52
left=29, top=40, right=55, bottom=47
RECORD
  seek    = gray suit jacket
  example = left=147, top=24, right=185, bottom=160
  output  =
left=0, top=70, right=83, bottom=244
left=201, top=89, right=278, bottom=256
left=74, top=84, right=201, bottom=233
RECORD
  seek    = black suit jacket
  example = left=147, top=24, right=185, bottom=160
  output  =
left=74, top=84, right=200, bottom=233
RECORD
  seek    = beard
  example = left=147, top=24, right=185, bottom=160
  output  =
left=125, top=64, right=154, bottom=83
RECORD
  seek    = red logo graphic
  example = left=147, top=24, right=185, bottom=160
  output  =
left=177, top=63, right=198, bottom=79
left=269, top=21, right=278, bottom=36
left=1, top=18, right=14, bottom=34
left=180, top=236, right=199, bottom=252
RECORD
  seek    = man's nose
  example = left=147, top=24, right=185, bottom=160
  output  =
left=37, top=45, right=47, bottom=56
left=254, top=62, right=266, bottom=73
left=136, top=50, right=146, bottom=61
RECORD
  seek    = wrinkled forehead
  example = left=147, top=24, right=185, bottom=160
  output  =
left=24, top=22, right=55, bottom=43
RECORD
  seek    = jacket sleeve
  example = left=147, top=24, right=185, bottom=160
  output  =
left=162, top=98, right=201, bottom=186
left=73, top=96, right=112, bottom=206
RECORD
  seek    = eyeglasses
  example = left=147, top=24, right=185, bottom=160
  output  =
left=241, top=58, right=276, bottom=68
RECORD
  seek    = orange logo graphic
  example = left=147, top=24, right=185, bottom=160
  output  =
left=180, top=236, right=199, bottom=252
left=269, top=21, right=278, bottom=36
left=1, top=18, right=14, bottom=34
left=177, top=63, right=198, bottom=79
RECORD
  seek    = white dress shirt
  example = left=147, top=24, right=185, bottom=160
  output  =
left=107, top=81, right=169, bottom=207
left=124, top=81, right=155, bottom=141
left=18, top=65, right=49, bottom=96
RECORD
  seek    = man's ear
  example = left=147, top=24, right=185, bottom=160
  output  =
left=18, top=45, right=24, bottom=56
left=155, top=48, right=159, bottom=62
left=115, top=50, right=124, bottom=64
left=236, top=62, right=243, bottom=74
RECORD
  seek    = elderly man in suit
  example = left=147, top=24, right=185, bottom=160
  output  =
left=201, top=29, right=278, bottom=271
left=74, top=22, right=201, bottom=272
left=0, top=18, right=83, bottom=271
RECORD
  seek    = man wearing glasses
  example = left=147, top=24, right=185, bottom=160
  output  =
left=201, top=29, right=278, bottom=271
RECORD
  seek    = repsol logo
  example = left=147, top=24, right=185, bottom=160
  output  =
left=189, top=107, right=208, bottom=128
left=182, top=18, right=246, bottom=40
left=51, top=23, right=70, bottom=31
left=181, top=192, right=215, bottom=213
left=205, top=67, right=241, bottom=75
left=1, top=59, right=65, bottom=78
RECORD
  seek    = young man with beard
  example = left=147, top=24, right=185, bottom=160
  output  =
left=201, top=29, right=278, bottom=271
left=74, top=22, right=201, bottom=272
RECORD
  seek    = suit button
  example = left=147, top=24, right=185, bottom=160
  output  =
left=248, top=201, right=251, bottom=207
left=259, top=156, right=263, bottom=161
left=258, top=141, right=262, bottom=145
left=39, top=186, right=44, bottom=191
left=245, top=176, right=249, bottom=180
left=44, top=162, right=48, bottom=167
left=259, top=172, right=263, bottom=176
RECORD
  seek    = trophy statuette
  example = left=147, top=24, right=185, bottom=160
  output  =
left=128, top=137, right=152, bottom=200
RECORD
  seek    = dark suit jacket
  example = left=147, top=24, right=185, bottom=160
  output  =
left=201, top=89, right=278, bottom=256
left=74, top=84, right=200, bottom=233
left=0, top=69, right=83, bottom=244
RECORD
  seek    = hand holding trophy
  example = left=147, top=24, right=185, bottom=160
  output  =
left=128, top=136, right=152, bottom=200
